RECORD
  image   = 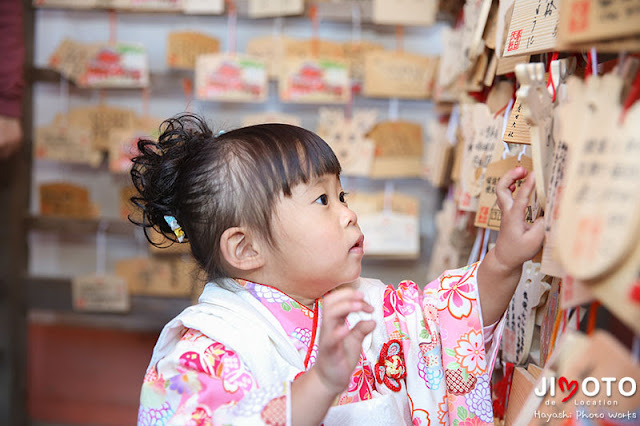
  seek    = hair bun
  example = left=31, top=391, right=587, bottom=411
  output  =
left=129, top=114, right=213, bottom=245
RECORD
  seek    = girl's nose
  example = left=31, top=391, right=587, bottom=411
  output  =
left=341, top=204, right=358, bottom=227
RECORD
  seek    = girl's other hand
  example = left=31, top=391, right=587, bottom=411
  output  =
left=313, top=287, right=376, bottom=397
left=494, top=167, right=545, bottom=271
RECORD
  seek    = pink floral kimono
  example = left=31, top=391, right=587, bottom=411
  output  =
left=138, top=262, right=503, bottom=425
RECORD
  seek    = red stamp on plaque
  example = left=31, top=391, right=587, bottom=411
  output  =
left=477, top=206, right=489, bottom=224
left=507, top=29, right=522, bottom=51
left=569, top=0, right=590, bottom=33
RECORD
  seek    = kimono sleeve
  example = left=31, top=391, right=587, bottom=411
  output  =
left=376, top=261, right=504, bottom=425
left=138, top=328, right=290, bottom=426
left=424, top=261, right=505, bottom=425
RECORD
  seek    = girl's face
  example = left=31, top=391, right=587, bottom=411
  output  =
left=263, top=173, right=364, bottom=302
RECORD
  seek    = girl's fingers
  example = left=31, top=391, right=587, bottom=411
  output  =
left=324, top=298, right=372, bottom=323
left=344, top=320, right=376, bottom=346
left=513, top=172, right=536, bottom=211
left=524, top=217, right=545, bottom=248
left=496, top=167, right=525, bottom=211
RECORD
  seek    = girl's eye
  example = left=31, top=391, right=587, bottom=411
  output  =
left=339, top=191, right=349, bottom=204
left=315, top=194, right=328, bottom=205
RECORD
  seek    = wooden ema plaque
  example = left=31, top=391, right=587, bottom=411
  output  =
left=371, top=0, right=437, bottom=26
left=64, top=105, right=137, bottom=152
left=539, top=59, right=577, bottom=278
left=182, top=0, right=224, bottom=14
left=437, top=26, right=467, bottom=91
left=557, top=0, right=640, bottom=45
left=115, top=257, right=193, bottom=297
left=538, top=277, right=560, bottom=366
left=284, top=38, right=345, bottom=59
left=366, top=121, right=423, bottom=178
left=72, top=274, right=129, bottom=313
left=167, top=32, right=220, bottom=70
left=504, top=366, right=540, bottom=425
left=502, top=97, right=531, bottom=145
left=40, top=182, right=96, bottom=219
left=460, top=102, right=505, bottom=200
left=246, top=36, right=287, bottom=79
left=343, top=41, right=384, bottom=82
left=347, top=192, right=420, bottom=259
left=247, top=0, right=304, bottom=18
left=49, top=38, right=99, bottom=83
left=556, top=75, right=640, bottom=280
left=503, top=0, right=560, bottom=57
left=35, top=123, right=101, bottom=167
left=80, top=42, right=149, bottom=88
left=425, top=121, right=454, bottom=188
left=363, top=51, right=436, bottom=100
left=247, top=37, right=346, bottom=80
left=501, top=261, right=550, bottom=365
left=195, top=54, right=268, bottom=102
left=475, top=155, right=534, bottom=231
left=279, top=57, right=350, bottom=104
left=317, top=108, right=377, bottom=177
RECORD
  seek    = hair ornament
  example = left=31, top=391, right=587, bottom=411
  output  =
left=163, top=215, right=185, bottom=242
left=216, top=130, right=226, bottom=137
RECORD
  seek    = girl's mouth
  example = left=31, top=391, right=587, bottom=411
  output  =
left=350, top=235, right=364, bottom=254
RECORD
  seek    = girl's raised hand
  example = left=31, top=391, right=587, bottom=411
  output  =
left=494, top=167, right=545, bottom=270
left=314, top=287, right=376, bottom=396
left=476, top=167, right=546, bottom=325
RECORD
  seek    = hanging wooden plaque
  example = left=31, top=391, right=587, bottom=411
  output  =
left=503, top=0, right=560, bottom=57
left=246, top=36, right=287, bottom=79
left=195, top=54, right=268, bottom=102
left=502, top=98, right=531, bottom=144
left=557, top=0, right=640, bottom=45
left=72, top=274, right=129, bottom=313
left=461, top=102, right=504, bottom=200
left=183, top=0, right=224, bottom=14
left=279, top=57, right=350, bottom=104
left=80, top=42, right=150, bottom=88
left=557, top=75, right=640, bottom=280
left=35, top=123, right=101, bottom=167
left=342, top=41, right=385, bottom=82
left=167, top=32, right=220, bottom=70
left=371, top=0, right=437, bottom=26
left=366, top=120, right=423, bottom=178
left=317, top=108, right=377, bottom=177
left=114, top=257, right=191, bottom=297
left=40, top=182, right=96, bottom=219
left=474, top=155, right=534, bottom=230
left=63, top=105, right=137, bottom=152
left=363, top=51, right=436, bottom=100
left=247, top=0, right=304, bottom=18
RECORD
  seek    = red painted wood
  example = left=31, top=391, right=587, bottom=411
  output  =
left=28, top=323, right=158, bottom=425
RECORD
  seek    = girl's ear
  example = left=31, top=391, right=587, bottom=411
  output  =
left=219, top=227, right=265, bottom=272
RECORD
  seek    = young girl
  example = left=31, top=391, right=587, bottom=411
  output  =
left=133, top=114, right=543, bottom=425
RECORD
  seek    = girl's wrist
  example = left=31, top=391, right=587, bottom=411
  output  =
left=305, top=366, right=343, bottom=401
left=486, top=247, right=522, bottom=278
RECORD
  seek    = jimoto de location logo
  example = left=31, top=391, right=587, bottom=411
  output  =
left=534, top=375, right=637, bottom=403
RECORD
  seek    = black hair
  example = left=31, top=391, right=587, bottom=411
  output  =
left=130, top=113, right=341, bottom=281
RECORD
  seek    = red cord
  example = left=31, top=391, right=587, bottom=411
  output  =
left=545, top=52, right=559, bottom=102
left=621, top=68, right=640, bottom=123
